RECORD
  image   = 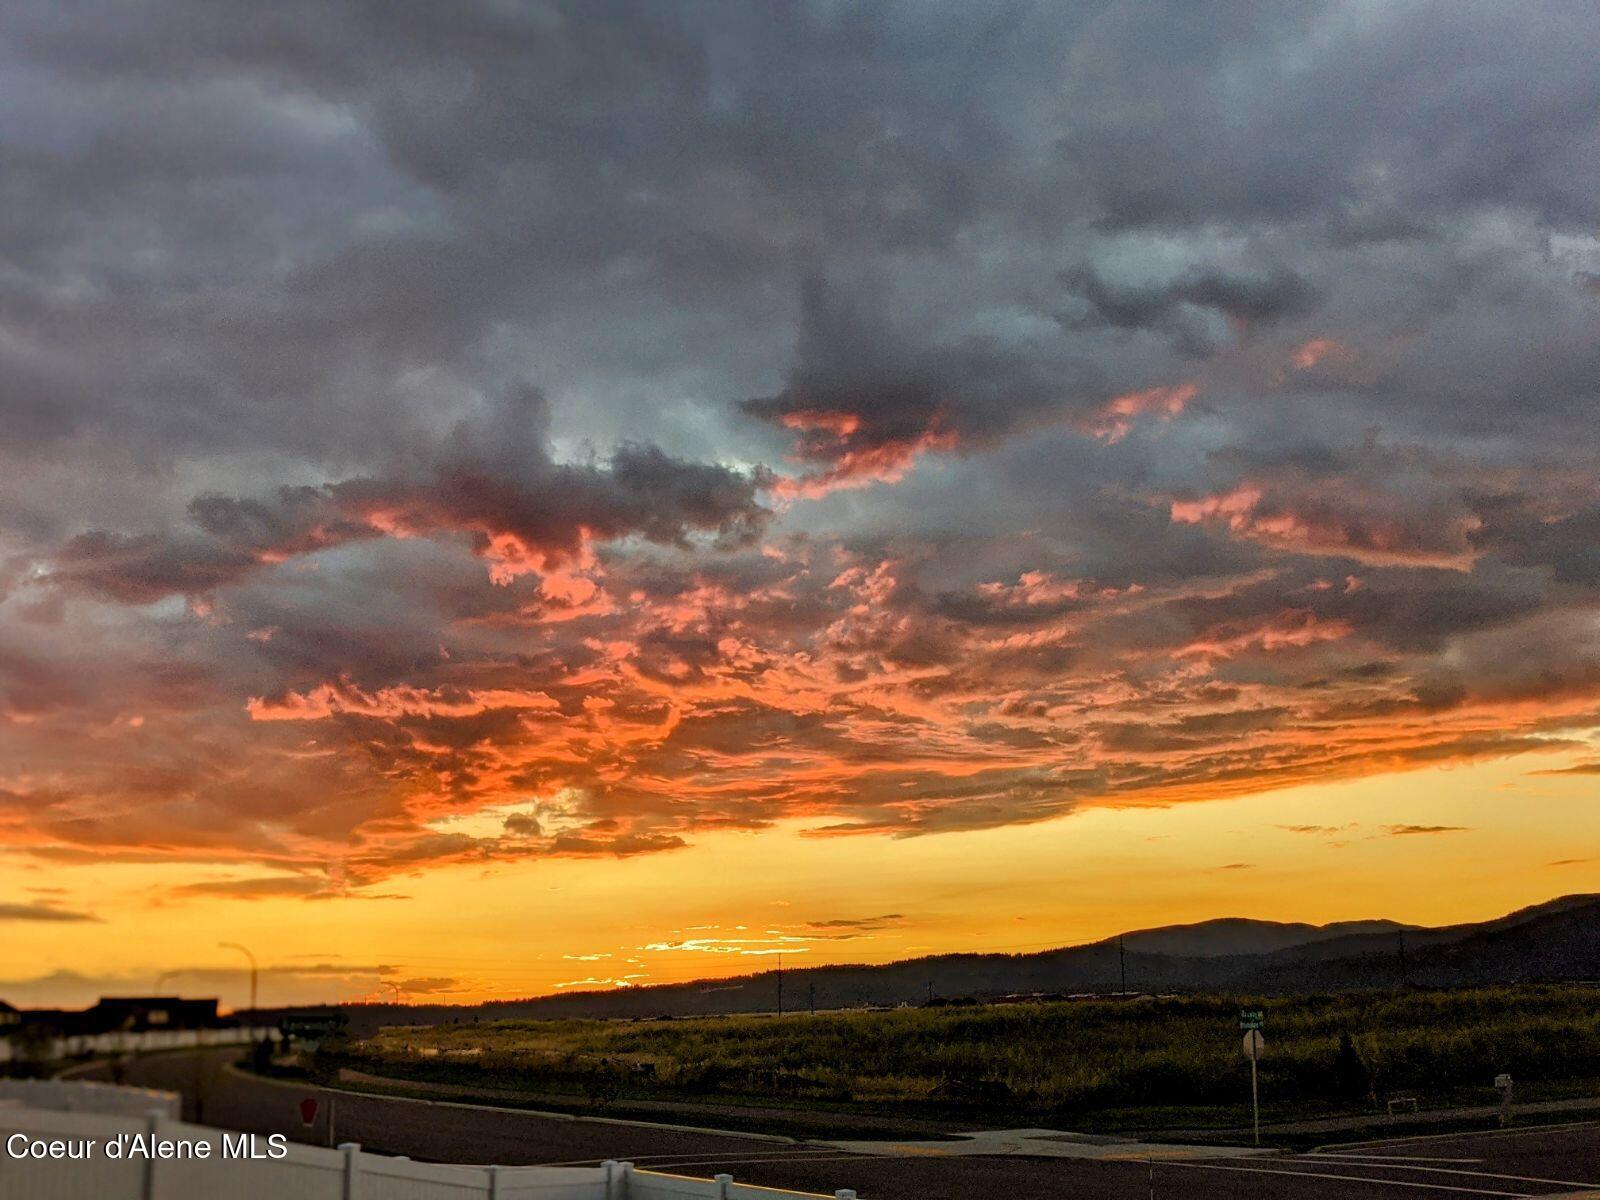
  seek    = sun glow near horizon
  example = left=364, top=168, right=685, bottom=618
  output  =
left=4, top=750, right=1596, bottom=1011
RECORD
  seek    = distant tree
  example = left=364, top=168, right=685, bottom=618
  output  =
left=582, top=1059, right=624, bottom=1106
left=1335, top=1031, right=1370, bottom=1103
left=9, top=1025, right=58, bottom=1078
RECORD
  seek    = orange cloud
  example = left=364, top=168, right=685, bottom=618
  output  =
left=773, top=427, right=960, bottom=499
left=249, top=681, right=559, bottom=722
left=1174, top=608, right=1355, bottom=659
left=1085, top=382, right=1199, bottom=443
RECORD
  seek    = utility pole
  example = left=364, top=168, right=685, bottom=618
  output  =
left=219, top=942, right=258, bottom=1014
left=808, top=983, right=815, bottom=1016
left=776, top=952, right=783, bottom=1016
left=1397, top=929, right=1408, bottom=988
left=1119, top=935, right=1128, bottom=994
left=926, top=980, right=934, bottom=1005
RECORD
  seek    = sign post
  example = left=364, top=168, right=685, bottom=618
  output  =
left=1239, top=1012, right=1266, bottom=1146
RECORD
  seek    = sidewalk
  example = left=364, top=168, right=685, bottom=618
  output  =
left=822, top=1127, right=1269, bottom=1161
left=1152, top=1093, right=1600, bottom=1144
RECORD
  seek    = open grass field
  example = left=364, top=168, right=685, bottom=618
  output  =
left=329, top=985, right=1600, bottom=1131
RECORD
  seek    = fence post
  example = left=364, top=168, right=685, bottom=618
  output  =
left=141, top=1109, right=163, bottom=1200
left=715, top=1173, right=733, bottom=1199
left=835, top=1191, right=857, bottom=1200
left=602, top=1160, right=618, bottom=1200
left=339, top=1142, right=362, bottom=1200
left=619, top=1160, right=635, bottom=1198
left=487, top=1164, right=502, bottom=1200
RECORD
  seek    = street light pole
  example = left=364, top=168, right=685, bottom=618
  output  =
left=154, top=970, right=183, bottom=995
left=219, top=942, right=258, bottom=1014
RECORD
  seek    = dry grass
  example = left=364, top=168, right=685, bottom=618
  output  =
left=338, top=985, right=1600, bottom=1119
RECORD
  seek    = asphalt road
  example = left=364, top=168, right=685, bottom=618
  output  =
left=76, top=1050, right=1600, bottom=1200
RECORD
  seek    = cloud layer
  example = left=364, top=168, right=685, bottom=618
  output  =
left=2, top=1, right=1599, bottom=899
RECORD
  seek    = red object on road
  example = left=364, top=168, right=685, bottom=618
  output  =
left=298, top=1097, right=319, bottom=1127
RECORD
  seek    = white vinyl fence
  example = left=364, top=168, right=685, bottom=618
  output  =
left=0, top=1085, right=857, bottom=1200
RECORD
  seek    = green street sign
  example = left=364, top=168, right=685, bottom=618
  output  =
left=280, top=1013, right=348, bottom=1039
left=1238, top=1010, right=1265, bottom=1030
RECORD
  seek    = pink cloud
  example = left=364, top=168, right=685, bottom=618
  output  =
left=1290, top=337, right=1352, bottom=370
left=1169, top=481, right=1481, bottom=568
left=1085, top=382, right=1199, bottom=443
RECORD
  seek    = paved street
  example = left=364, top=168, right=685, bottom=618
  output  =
left=75, top=1050, right=1600, bottom=1199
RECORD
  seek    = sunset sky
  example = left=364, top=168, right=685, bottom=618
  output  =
left=3, top=2, right=1600, bottom=1011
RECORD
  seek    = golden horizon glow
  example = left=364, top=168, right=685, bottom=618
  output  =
left=4, top=751, right=1596, bottom=1011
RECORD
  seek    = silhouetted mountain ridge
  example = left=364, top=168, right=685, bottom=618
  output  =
left=320, top=893, right=1600, bottom=1030
left=1112, top=915, right=1407, bottom=958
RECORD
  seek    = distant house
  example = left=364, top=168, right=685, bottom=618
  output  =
left=14, top=1009, right=71, bottom=1034
left=5, top=996, right=225, bottom=1037
left=87, top=997, right=220, bottom=1032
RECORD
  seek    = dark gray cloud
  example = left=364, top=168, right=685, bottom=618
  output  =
left=167, top=876, right=407, bottom=901
left=0, top=901, right=98, bottom=922
left=45, top=387, right=770, bottom=603
left=805, top=914, right=906, bottom=931
left=739, top=277, right=1108, bottom=493
left=1060, top=263, right=1318, bottom=356
left=1382, top=825, right=1470, bottom=837
left=1473, top=501, right=1600, bottom=586
left=1058, top=2, right=1600, bottom=233
left=1535, top=763, right=1600, bottom=777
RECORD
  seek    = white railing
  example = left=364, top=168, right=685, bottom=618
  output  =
left=0, top=1087, right=857, bottom=1200
left=0, top=1025, right=277, bottom=1065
